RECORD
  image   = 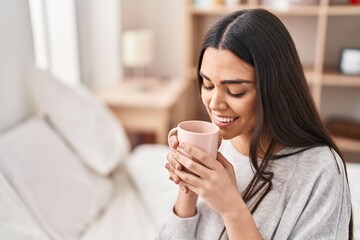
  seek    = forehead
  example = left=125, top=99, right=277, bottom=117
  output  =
left=200, top=47, right=255, bottom=81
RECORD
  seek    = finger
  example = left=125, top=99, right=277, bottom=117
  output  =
left=169, top=152, right=201, bottom=196
left=165, top=163, right=190, bottom=193
left=216, top=152, right=236, bottom=184
left=171, top=157, right=203, bottom=187
left=180, top=185, right=190, bottom=194
left=167, top=151, right=183, bottom=171
left=178, top=142, right=219, bottom=170
left=165, top=162, right=182, bottom=184
left=178, top=180, right=198, bottom=195
left=172, top=150, right=208, bottom=178
left=173, top=175, right=181, bottom=184
left=168, top=135, right=179, bottom=150
left=216, top=152, right=233, bottom=171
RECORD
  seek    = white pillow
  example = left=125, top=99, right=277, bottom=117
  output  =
left=33, top=70, right=130, bottom=176
left=0, top=117, right=113, bottom=240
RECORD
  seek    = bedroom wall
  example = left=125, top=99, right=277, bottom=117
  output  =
left=75, top=0, right=123, bottom=92
left=1, top=1, right=357, bottom=134
left=0, top=0, right=35, bottom=133
left=121, top=0, right=184, bottom=78
left=120, top=1, right=360, bottom=123
left=0, top=0, right=123, bottom=134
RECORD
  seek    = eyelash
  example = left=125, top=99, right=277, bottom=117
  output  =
left=201, top=83, right=246, bottom=98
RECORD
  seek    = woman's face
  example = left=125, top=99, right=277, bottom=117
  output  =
left=200, top=47, right=257, bottom=140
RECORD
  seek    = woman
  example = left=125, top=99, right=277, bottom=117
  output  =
left=158, top=8, right=352, bottom=240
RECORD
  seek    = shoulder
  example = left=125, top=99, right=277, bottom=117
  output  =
left=264, top=147, right=351, bottom=239
left=272, top=146, right=343, bottom=183
left=293, top=146, right=343, bottom=177
left=283, top=146, right=346, bottom=193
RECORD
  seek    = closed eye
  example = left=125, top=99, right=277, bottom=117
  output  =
left=227, top=90, right=246, bottom=98
left=202, top=83, right=214, bottom=90
left=202, top=82, right=247, bottom=98
left=200, top=72, right=253, bottom=98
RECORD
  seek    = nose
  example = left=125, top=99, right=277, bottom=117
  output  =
left=209, top=91, right=226, bottom=111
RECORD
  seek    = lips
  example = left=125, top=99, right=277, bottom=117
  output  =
left=213, top=115, right=239, bottom=126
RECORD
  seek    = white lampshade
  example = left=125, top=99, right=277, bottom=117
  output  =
left=122, top=29, right=154, bottom=68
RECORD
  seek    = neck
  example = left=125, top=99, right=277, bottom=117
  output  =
left=231, top=135, right=284, bottom=159
left=231, top=135, right=251, bottom=156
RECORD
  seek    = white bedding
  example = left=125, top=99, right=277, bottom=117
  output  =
left=0, top=123, right=358, bottom=240
left=125, top=144, right=178, bottom=229
left=80, top=144, right=177, bottom=240
left=0, top=118, right=113, bottom=240
left=0, top=171, right=50, bottom=240
left=80, top=168, right=156, bottom=240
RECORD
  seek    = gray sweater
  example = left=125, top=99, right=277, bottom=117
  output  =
left=157, top=140, right=352, bottom=240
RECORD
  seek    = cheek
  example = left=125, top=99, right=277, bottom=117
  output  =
left=243, top=97, right=257, bottom=123
left=201, top=91, right=210, bottom=107
left=232, top=95, right=257, bottom=119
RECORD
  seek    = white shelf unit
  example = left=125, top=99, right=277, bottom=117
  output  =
left=183, top=0, right=360, bottom=155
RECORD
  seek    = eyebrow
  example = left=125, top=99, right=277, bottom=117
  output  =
left=199, top=71, right=254, bottom=85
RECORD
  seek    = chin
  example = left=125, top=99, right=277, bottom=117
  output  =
left=219, top=130, right=234, bottom=140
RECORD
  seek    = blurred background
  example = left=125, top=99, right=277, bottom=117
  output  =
left=0, top=0, right=359, bottom=160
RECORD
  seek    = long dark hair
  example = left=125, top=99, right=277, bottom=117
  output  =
left=197, top=8, right=352, bottom=239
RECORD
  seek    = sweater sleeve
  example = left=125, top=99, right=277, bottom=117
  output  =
left=156, top=208, right=200, bottom=240
left=274, top=149, right=351, bottom=240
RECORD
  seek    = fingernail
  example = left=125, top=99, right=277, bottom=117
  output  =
left=175, top=164, right=180, bottom=170
left=179, top=143, right=185, bottom=148
left=165, top=163, right=170, bottom=169
left=169, top=176, right=173, bottom=181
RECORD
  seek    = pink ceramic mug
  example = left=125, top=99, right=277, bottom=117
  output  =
left=168, top=120, right=220, bottom=158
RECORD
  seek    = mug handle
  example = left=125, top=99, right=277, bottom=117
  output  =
left=167, top=127, right=178, bottom=151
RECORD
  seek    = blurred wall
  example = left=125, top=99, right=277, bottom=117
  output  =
left=76, top=0, right=122, bottom=91
left=121, top=0, right=185, bottom=78
left=0, top=0, right=35, bottom=133
left=0, top=0, right=357, bottom=134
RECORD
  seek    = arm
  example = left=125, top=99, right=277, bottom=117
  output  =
left=168, top=142, right=263, bottom=240
left=166, top=135, right=199, bottom=218
left=277, top=153, right=352, bottom=239
left=157, top=137, right=200, bottom=240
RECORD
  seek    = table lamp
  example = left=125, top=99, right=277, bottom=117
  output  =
left=122, top=29, right=154, bottom=81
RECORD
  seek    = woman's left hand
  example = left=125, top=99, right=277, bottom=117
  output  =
left=169, top=142, right=242, bottom=216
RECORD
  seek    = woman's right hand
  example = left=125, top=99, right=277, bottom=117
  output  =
left=168, top=134, right=179, bottom=151
left=166, top=135, right=199, bottom=217
left=166, top=134, right=192, bottom=194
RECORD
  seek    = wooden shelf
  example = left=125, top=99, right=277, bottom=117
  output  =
left=328, top=5, right=360, bottom=15
left=333, top=135, right=360, bottom=153
left=189, top=4, right=321, bottom=16
left=185, top=0, right=360, bottom=141
left=322, top=72, right=360, bottom=87
left=304, top=70, right=317, bottom=85
left=189, top=4, right=254, bottom=15
left=263, top=5, right=321, bottom=16
left=189, top=4, right=360, bottom=16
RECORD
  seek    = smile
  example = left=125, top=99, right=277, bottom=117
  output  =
left=213, top=115, right=238, bottom=126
